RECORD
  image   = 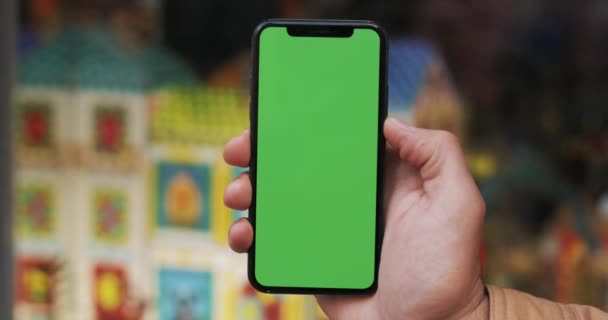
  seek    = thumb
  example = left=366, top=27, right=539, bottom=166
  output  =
left=383, top=118, right=479, bottom=203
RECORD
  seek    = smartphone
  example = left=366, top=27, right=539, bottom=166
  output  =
left=249, top=19, right=387, bottom=294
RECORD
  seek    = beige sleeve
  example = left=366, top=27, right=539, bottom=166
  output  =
left=487, top=285, right=608, bottom=319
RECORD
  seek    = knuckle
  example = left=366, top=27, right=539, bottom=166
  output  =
left=435, top=130, right=459, bottom=147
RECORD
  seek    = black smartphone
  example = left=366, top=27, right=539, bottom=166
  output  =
left=249, top=19, right=387, bottom=294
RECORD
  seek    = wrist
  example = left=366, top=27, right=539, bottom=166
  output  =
left=445, top=279, right=489, bottom=320
left=460, top=289, right=489, bottom=320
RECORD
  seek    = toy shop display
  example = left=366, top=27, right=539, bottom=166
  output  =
left=388, top=39, right=435, bottom=118
left=92, top=188, right=129, bottom=245
left=152, top=161, right=211, bottom=232
left=76, top=92, right=144, bottom=173
left=94, top=263, right=129, bottom=319
left=13, top=15, right=290, bottom=318
left=16, top=183, right=56, bottom=239
left=13, top=1, right=608, bottom=318
left=389, top=36, right=608, bottom=309
left=157, top=268, right=213, bottom=320
left=148, top=87, right=248, bottom=146
left=14, top=88, right=71, bottom=168
left=15, top=257, right=57, bottom=318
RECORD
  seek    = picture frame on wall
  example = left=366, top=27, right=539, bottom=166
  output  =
left=158, top=268, right=213, bottom=320
left=76, top=92, right=145, bottom=173
left=93, top=263, right=129, bottom=319
left=15, top=256, right=57, bottom=318
left=91, top=188, right=129, bottom=245
left=14, top=89, right=71, bottom=169
left=15, top=183, right=56, bottom=239
left=151, top=160, right=211, bottom=233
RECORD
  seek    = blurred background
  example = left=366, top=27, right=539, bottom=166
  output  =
left=7, top=0, right=608, bottom=319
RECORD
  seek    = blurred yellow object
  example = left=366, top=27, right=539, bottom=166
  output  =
left=148, top=86, right=248, bottom=146
left=165, top=146, right=198, bottom=162
left=508, top=247, right=538, bottom=274
left=256, top=291, right=275, bottom=306
left=281, top=295, right=306, bottom=320
left=165, top=173, right=201, bottom=227
left=243, top=302, right=262, bottom=318
left=97, top=273, right=122, bottom=310
left=468, top=153, right=497, bottom=179
left=212, top=157, right=233, bottom=244
left=24, top=268, right=50, bottom=302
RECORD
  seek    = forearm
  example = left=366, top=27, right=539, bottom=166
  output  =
left=486, top=285, right=607, bottom=320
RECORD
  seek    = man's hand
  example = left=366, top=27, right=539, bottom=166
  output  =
left=223, top=118, right=488, bottom=320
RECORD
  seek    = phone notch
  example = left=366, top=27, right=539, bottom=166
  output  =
left=287, top=25, right=354, bottom=38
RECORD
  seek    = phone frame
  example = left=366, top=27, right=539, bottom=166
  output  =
left=248, top=19, right=388, bottom=295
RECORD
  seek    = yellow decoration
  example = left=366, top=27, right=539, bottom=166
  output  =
left=166, top=173, right=201, bottom=227
left=97, top=273, right=122, bottom=310
left=24, top=268, right=50, bottom=300
left=468, top=153, right=497, bottom=179
left=256, top=292, right=275, bottom=306
left=166, top=146, right=197, bottom=162
left=242, top=301, right=263, bottom=319
left=211, top=158, right=233, bottom=244
left=281, top=295, right=306, bottom=320
left=148, top=163, right=157, bottom=235
left=149, top=87, right=248, bottom=145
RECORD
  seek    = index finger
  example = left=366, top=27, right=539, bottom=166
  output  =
left=223, top=129, right=251, bottom=167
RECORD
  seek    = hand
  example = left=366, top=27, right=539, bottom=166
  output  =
left=223, top=118, right=488, bottom=320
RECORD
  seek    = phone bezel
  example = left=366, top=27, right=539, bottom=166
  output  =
left=248, top=19, right=388, bottom=295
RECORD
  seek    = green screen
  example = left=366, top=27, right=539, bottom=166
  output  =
left=255, top=26, right=381, bottom=289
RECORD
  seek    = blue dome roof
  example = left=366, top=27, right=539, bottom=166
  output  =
left=388, top=38, right=436, bottom=114
left=19, top=25, right=197, bottom=93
